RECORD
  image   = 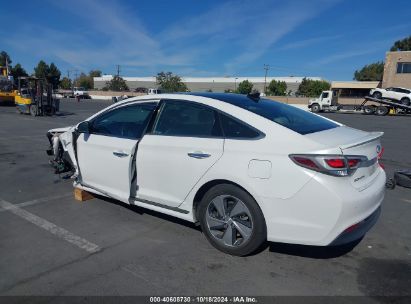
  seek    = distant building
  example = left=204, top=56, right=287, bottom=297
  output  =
left=93, top=75, right=322, bottom=95
left=382, top=51, right=411, bottom=88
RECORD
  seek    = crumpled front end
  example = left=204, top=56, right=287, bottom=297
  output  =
left=46, top=126, right=78, bottom=176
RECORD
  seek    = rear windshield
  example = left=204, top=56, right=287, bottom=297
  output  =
left=230, top=98, right=338, bottom=135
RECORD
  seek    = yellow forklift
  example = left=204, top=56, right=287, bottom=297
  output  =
left=15, top=76, right=59, bottom=116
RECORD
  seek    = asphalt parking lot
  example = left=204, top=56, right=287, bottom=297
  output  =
left=1, top=99, right=410, bottom=298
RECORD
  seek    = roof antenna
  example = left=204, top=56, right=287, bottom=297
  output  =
left=247, top=91, right=260, bottom=102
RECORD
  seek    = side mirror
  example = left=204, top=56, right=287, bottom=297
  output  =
left=77, top=121, right=90, bottom=133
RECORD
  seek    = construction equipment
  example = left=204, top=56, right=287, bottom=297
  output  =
left=15, top=76, right=59, bottom=116
left=0, top=65, right=18, bottom=104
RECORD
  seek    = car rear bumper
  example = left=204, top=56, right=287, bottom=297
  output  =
left=260, top=167, right=386, bottom=246
left=329, top=205, right=381, bottom=246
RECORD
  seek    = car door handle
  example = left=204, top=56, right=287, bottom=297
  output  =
left=187, top=152, right=211, bottom=159
left=113, top=151, right=129, bottom=157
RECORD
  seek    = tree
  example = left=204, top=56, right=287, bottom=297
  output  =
left=390, top=36, right=411, bottom=51
left=60, top=77, right=72, bottom=90
left=34, top=60, right=49, bottom=78
left=103, top=75, right=129, bottom=91
left=236, top=80, right=253, bottom=94
left=33, top=60, right=61, bottom=89
left=297, top=78, right=331, bottom=97
left=353, top=62, right=384, bottom=81
left=156, top=71, right=187, bottom=92
left=10, top=63, right=28, bottom=80
left=89, top=70, right=102, bottom=78
left=48, top=62, right=61, bottom=89
left=75, top=73, right=93, bottom=89
left=267, top=80, right=287, bottom=96
left=0, top=51, right=12, bottom=66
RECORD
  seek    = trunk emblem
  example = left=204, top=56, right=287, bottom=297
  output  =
left=376, top=145, right=381, bottom=154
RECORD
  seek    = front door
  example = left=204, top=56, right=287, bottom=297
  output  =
left=136, top=100, right=224, bottom=208
left=77, top=102, right=157, bottom=202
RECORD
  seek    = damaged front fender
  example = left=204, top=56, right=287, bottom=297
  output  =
left=46, top=126, right=78, bottom=175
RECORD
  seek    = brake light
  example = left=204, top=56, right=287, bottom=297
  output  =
left=325, top=158, right=345, bottom=168
left=289, top=154, right=365, bottom=177
left=377, top=146, right=385, bottom=169
left=292, top=157, right=319, bottom=170
left=348, top=158, right=360, bottom=168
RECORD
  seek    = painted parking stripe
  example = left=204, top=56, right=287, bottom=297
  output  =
left=0, top=199, right=100, bottom=253
left=0, top=193, right=73, bottom=213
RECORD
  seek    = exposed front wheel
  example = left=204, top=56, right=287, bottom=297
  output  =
left=198, top=184, right=266, bottom=256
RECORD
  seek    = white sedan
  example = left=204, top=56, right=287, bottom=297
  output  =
left=47, top=93, right=386, bottom=256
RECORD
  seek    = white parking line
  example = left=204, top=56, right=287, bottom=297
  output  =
left=0, top=193, right=73, bottom=213
left=0, top=198, right=100, bottom=253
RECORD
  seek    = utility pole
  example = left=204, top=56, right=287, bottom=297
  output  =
left=116, top=65, right=121, bottom=77
left=263, top=64, right=269, bottom=95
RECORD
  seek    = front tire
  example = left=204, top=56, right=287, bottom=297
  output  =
left=311, top=103, right=320, bottom=113
left=29, top=105, right=37, bottom=116
left=198, top=184, right=266, bottom=256
left=372, top=91, right=382, bottom=99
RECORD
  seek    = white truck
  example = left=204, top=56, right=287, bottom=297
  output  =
left=308, top=90, right=411, bottom=116
left=308, top=90, right=339, bottom=113
left=58, top=87, right=90, bottom=99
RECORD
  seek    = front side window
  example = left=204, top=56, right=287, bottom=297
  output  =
left=153, top=100, right=221, bottom=137
left=91, top=103, right=156, bottom=139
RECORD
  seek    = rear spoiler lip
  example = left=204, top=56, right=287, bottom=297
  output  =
left=340, top=131, right=384, bottom=150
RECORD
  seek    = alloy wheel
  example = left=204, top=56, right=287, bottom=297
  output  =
left=206, top=195, right=253, bottom=247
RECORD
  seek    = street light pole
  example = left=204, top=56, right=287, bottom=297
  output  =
left=234, top=77, right=238, bottom=92
left=263, top=64, right=269, bottom=94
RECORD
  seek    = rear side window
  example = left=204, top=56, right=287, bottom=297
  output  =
left=220, top=114, right=260, bottom=139
left=227, top=99, right=338, bottom=135
left=153, top=100, right=221, bottom=137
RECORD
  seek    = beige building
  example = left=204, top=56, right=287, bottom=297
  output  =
left=331, top=81, right=380, bottom=97
left=382, top=51, right=411, bottom=88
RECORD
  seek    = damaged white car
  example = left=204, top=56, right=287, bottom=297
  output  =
left=47, top=93, right=386, bottom=256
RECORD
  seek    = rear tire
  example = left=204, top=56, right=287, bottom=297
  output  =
left=372, top=92, right=382, bottom=99
left=311, top=103, right=320, bottom=113
left=363, top=105, right=375, bottom=115
left=400, top=97, right=410, bottom=106
left=376, top=106, right=389, bottom=116
left=198, top=184, right=266, bottom=256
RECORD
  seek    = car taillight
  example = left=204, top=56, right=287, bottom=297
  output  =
left=325, top=158, right=345, bottom=168
left=289, top=154, right=366, bottom=177
left=377, top=146, right=385, bottom=169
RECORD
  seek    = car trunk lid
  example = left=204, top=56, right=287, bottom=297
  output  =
left=305, top=126, right=383, bottom=191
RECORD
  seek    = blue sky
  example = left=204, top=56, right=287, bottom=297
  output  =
left=1, top=0, right=410, bottom=80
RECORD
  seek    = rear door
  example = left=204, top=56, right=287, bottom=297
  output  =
left=136, top=99, right=224, bottom=208
left=77, top=102, right=157, bottom=201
